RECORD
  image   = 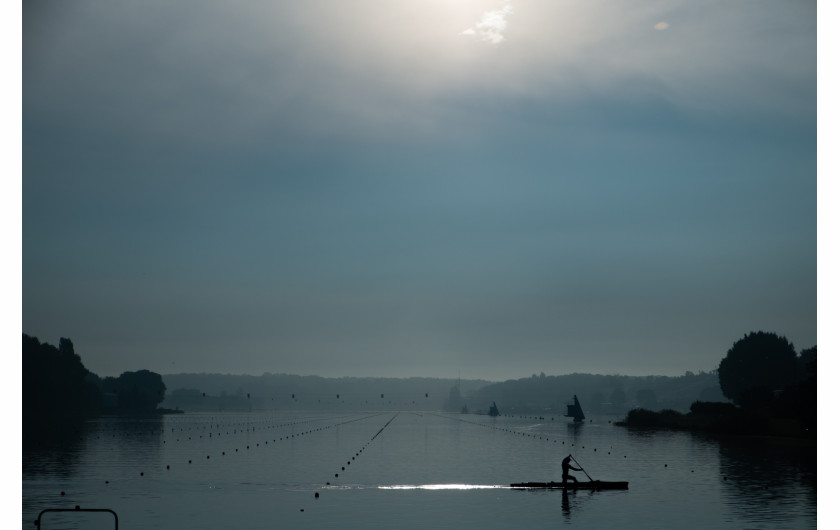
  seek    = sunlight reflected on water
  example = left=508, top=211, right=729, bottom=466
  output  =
left=379, top=484, right=507, bottom=490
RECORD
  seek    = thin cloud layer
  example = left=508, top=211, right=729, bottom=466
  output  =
left=23, top=0, right=816, bottom=380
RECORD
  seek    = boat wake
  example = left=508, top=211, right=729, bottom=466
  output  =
left=378, top=484, right=508, bottom=490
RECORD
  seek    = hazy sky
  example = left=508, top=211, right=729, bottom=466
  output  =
left=23, top=0, right=816, bottom=380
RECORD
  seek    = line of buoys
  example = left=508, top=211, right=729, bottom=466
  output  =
left=90, top=412, right=385, bottom=488
left=325, top=412, right=399, bottom=494
left=68, top=413, right=391, bottom=502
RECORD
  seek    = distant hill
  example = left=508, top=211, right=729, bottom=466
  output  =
left=160, top=373, right=490, bottom=412
left=465, top=372, right=726, bottom=416
left=161, top=371, right=725, bottom=415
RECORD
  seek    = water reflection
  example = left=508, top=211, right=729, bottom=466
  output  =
left=22, top=420, right=95, bottom=478
left=23, top=415, right=165, bottom=479
left=561, top=489, right=570, bottom=521
left=558, top=488, right=606, bottom=525
left=718, top=436, right=816, bottom=526
left=565, top=420, right=585, bottom=452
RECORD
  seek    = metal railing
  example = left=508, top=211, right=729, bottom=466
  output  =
left=35, top=507, right=118, bottom=529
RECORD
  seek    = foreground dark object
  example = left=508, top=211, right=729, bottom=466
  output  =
left=510, top=480, right=629, bottom=490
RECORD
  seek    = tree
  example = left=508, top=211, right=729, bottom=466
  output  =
left=718, top=331, right=798, bottom=406
left=22, top=334, right=102, bottom=434
left=102, top=370, right=166, bottom=411
left=797, top=346, right=816, bottom=381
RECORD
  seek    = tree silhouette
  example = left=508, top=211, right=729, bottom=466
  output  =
left=718, top=331, right=798, bottom=406
left=22, top=334, right=101, bottom=431
left=102, top=370, right=166, bottom=411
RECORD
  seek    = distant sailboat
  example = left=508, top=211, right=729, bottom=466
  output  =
left=488, top=401, right=500, bottom=417
left=565, top=395, right=585, bottom=422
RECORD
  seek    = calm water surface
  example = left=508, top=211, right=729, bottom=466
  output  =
left=22, top=411, right=816, bottom=529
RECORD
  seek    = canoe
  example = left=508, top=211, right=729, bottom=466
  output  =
left=510, top=480, right=628, bottom=490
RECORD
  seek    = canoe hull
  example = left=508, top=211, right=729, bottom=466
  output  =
left=510, top=480, right=628, bottom=490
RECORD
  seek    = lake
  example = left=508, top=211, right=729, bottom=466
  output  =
left=22, top=410, right=816, bottom=529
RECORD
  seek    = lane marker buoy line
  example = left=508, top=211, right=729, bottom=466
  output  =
left=95, top=412, right=392, bottom=485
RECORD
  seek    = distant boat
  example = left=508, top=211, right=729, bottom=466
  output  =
left=488, top=402, right=500, bottom=417
left=565, top=395, right=585, bottom=422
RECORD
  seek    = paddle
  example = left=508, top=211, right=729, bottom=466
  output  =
left=570, top=455, right=594, bottom=482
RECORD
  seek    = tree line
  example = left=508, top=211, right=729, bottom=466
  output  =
left=23, top=334, right=167, bottom=438
left=457, top=371, right=725, bottom=416
left=619, top=331, right=816, bottom=436
left=161, top=373, right=490, bottom=412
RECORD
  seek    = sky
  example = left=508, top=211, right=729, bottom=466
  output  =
left=22, top=0, right=817, bottom=381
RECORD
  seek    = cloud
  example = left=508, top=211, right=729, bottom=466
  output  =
left=462, top=2, right=514, bottom=45
left=654, top=21, right=669, bottom=30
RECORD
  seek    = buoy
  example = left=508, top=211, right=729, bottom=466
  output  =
left=60, top=491, right=65, bottom=496
left=166, top=465, right=170, bottom=470
left=315, top=492, right=320, bottom=498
